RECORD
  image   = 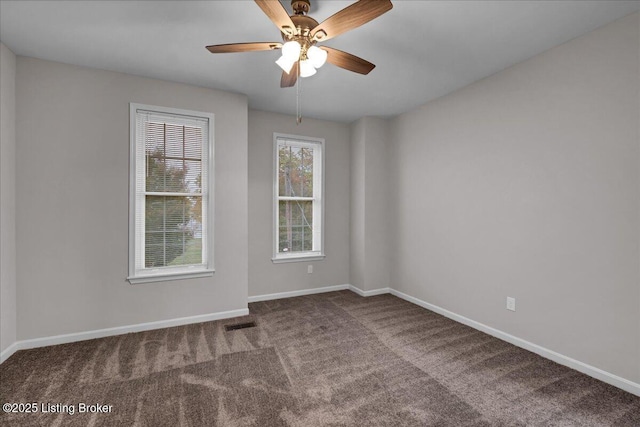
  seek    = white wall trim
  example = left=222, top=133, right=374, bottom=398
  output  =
left=271, top=254, right=326, bottom=264
left=272, top=133, right=325, bottom=261
left=128, top=269, right=215, bottom=284
left=0, top=308, right=248, bottom=364
left=389, top=289, right=640, bottom=397
left=128, top=103, right=215, bottom=284
left=248, top=284, right=350, bottom=302
left=348, top=285, right=391, bottom=297
left=0, top=342, right=20, bottom=364
left=248, top=284, right=391, bottom=302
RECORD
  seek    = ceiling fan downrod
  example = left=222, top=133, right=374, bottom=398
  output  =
left=291, top=0, right=310, bottom=16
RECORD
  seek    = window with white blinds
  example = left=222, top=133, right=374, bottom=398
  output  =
left=128, top=103, right=214, bottom=284
left=273, top=133, right=325, bottom=263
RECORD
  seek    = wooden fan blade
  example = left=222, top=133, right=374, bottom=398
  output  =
left=206, top=42, right=282, bottom=53
left=311, top=0, right=393, bottom=42
left=254, top=0, right=297, bottom=37
left=321, top=47, right=375, bottom=75
left=281, top=61, right=299, bottom=88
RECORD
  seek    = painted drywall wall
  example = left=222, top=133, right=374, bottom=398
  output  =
left=350, top=117, right=391, bottom=292
left=349, top=119, right=366, bottom=291
left=363, top=118, right=390, bottom=292
left=248, top=109, right=350, bottom=297
left=389, top=12, right=640, bottom=383
left=0, top=42, right=17, bottom=353
left=16, top=57, right=249, bottom=340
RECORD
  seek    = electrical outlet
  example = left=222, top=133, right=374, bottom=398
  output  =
left=506, top=297, right=516, bottom=312
left=307, top=265, right=313, bottom=274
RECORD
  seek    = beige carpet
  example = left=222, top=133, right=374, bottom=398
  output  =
left=1, top=291, right=638, bottom=426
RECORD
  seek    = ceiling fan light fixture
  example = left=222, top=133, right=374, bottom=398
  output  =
left=206, top=0, right=393, bottom=123
left=276, top=55, right=296, bottom=73
left=307, top=46, right=327, bottom=69
left=299, top=59, right=317, bottom=78
left=281, top=40, right=302, bottom=61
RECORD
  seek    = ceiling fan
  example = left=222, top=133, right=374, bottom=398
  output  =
left=206, top=0, right=393, bottom=88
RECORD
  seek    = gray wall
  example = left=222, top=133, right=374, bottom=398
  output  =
left=16, top=57, right=249, bottom=340
left=0, top=42, right=17, bottom=353
left=350, top=117, right=390, bottom=292
left=248, top=109, right=350, bottom=297
left=389, top=13, right=640, bottom=383
left=349, top=119, right=365, bottom=290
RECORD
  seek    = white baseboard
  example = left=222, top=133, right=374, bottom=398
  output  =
left=248, top=284, right=351, bottom=302
left=348, top=285, right=391, bottom=297
left=0, top=341, right=20, bottom=364
left=389, top=289, right=640, bottom=397
left=0, top=308, right=249, bottom=364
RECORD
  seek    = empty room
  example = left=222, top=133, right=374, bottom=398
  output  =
left=0, top=0, right=639, bottom=425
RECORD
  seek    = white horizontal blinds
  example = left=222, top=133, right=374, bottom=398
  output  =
left=277, top=137, right=318, bottom=253
left=278, top=139, right=314, bottom=198
left=135, top=110, right=209, bottom=271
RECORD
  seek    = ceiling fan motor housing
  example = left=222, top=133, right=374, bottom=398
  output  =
left=286, top=13, right=320, bottom=59
left=289, top=15, right=319, bottom=37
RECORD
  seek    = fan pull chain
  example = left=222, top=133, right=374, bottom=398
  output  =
left=296, top=63, right=302, bottom=125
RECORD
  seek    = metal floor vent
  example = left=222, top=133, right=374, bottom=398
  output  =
left=224, top=321, right=257, bottom=331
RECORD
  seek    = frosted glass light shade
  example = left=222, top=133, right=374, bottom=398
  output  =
left=299, top=60, right=317, bottom=78
left=276, top=56, right=296, bottom=73
left=307, top=46, right=327, bottom=68
left=281, top=41, right=301, bottom=61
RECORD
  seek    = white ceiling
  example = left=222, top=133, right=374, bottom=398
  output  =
left=1, top=1, right=638, bottom=123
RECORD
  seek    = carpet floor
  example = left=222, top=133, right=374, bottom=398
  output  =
left=1, top=291, right=639, bottom=426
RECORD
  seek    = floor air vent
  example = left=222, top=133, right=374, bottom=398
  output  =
left=224, top=321, right=256, bottom=331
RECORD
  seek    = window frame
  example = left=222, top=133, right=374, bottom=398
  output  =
left=272, top=133, right=325, bottom=263
left=128, top=103, right=215, bottom=284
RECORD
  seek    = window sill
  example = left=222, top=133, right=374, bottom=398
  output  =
left=272, top=254, right=325, bottom=264
left=128, top=269, right=215, bottom=284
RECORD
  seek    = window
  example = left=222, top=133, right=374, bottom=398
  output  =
left=273, top=133, right=324, bottom=263
left=128, top=103, right=214, bottom=284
